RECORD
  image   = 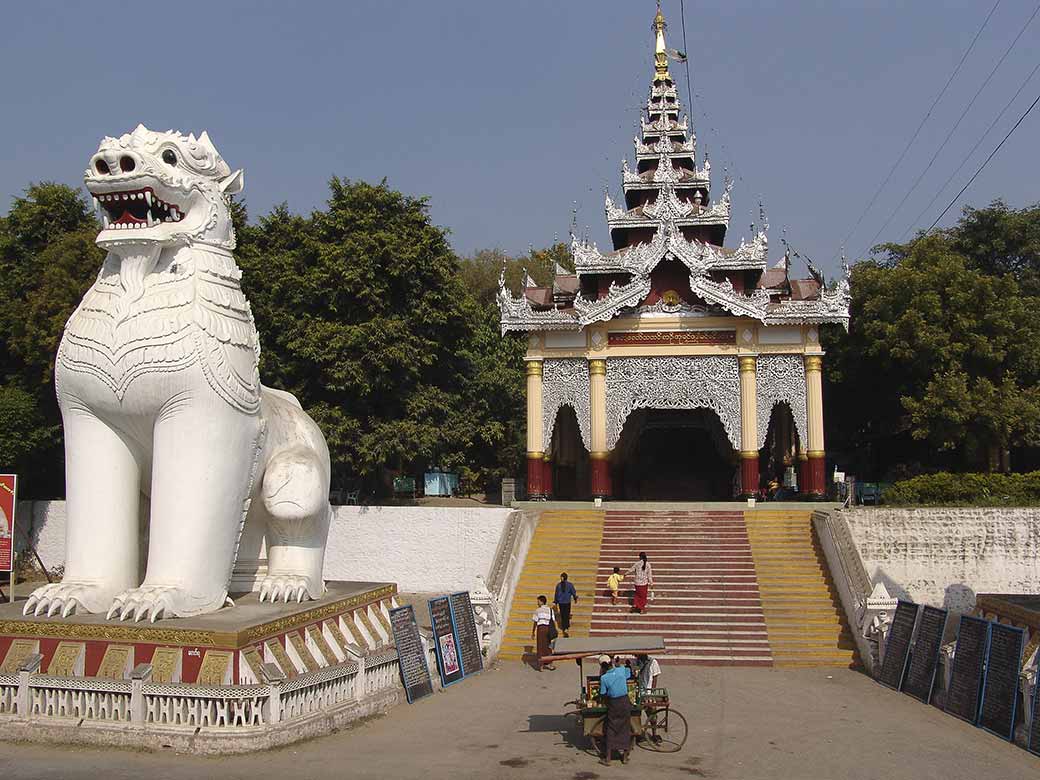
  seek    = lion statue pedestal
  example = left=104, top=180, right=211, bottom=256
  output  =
left=23, top=125, right=332, bottom=622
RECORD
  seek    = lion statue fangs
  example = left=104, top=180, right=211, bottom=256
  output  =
left=22, top=125, right=331, bottom=622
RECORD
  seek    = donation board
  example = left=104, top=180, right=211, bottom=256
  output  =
left=429, top=595, right=464, bottom=687
left=449, top=591, right=484, bottom=677
left=0, top=474, right=16, bottom=573
left=978, top=622, right=1024, bottom=741
left=945, top=615, right=990, bottom=724
left=388, top=605, right=434, bottom=703
left=1029, top=673, right=1040, bottom=757
left=902, top=605, right=948, bottom=704
left=878, top=600, right=917, bottom=690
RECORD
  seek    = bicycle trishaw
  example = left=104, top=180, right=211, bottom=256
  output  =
left=541, top=634, right=688, bottom=754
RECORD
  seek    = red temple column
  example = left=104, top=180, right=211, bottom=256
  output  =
left=807, top=452, right=826, bottom=499
left=797, top=451, right=809, bottom=496
left=527, top=452, right=545, bottom=500
left=542, top=454, right=553, bottom=500
left=740, top=452, right=759, bottom=498
left=590, top=452, right=612, bottom=499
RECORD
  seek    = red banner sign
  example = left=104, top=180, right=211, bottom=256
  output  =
left=0, top=474, right=15, bottom=573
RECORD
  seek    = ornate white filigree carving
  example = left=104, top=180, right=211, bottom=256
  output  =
left=497, top=274, right=579, bottom=333
left=755, top=354, right=808, bottom=449
left=605, top=356, right=741, bottom=451
left=764, top=265, right=851, bottom=330
left=641, top=114, right=688, bottom=136
left=689, top=275, right=771, bottom=320
left=542, top=358, right=591, bottom=450
left=634, top=136, right=695, bottom=158
left=573, top=275, right=652, bottom=325
left=27, top=125, right=332, bottom=622
left=636, top=299, right=713, bottom=317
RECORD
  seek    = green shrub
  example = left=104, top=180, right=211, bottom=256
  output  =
left=882, top=471, right=1040, bottom=506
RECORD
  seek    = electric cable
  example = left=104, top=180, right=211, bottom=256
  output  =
left=837, top=0, right=1000, bottom=257
left=865, top=1, right=1040, bottom=252
left=924, top=87, right=1040, bottom=233
left=901, top=56, right=1040, bottom=241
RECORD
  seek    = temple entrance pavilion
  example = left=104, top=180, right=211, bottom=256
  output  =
left=499, top=2, right=849, bottom=502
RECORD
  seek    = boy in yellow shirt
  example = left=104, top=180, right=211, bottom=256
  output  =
left=607, top=566, right=623, bottom=605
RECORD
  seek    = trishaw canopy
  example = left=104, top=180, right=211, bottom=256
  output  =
left=540, top=635, right=666, bottom=663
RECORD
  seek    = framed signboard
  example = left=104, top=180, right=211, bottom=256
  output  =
left=449, top=591, right=484, bottom=677
left=428, top=595, right=464, bottom=687
left=978, top=622, right=1024, bottom=742
left=389, top=605, right=434, bottom=704
left=902, top=605, right=948, bottom=704
left=945, top=615, right=991, bottom=724
left=878, top=600, right=917, bottom=691
left=0, top=474, right=16, bottom=574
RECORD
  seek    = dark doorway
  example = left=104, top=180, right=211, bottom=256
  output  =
left=614, top=408, right=737, bottom=501
left=549, top=405, right=590, bottom=500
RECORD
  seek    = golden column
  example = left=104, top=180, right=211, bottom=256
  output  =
left=526, top=359, right=545, bottom=499
left=588, top=359, right=611, bottom=499
left=804, top=354, right=826, bottom=497
left=738, top=356, right=759, bottom=497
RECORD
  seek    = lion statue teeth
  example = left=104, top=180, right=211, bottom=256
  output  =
left=23, top=125, right=332, bottom=622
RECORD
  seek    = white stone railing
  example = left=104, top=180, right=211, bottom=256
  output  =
left=812, top=508, right=877, bottom=673
left=485, top=509, right=539, bottom=659
left=0, top=674, right=18, bottom=715
left=0, top=645, right=437, bottom=739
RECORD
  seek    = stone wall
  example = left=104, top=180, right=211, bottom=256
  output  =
left=843, top=507, right=1040, bottom=613
left=15, top=501, right=512, bottom=596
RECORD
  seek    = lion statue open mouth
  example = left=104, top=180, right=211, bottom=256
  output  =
left=23, top=125, right=332, bottom=622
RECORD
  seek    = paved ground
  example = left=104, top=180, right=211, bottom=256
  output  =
left=2, top=662, right=1037, bottom=779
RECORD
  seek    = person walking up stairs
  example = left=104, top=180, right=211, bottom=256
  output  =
left=500, top=509, right=605, bottom=663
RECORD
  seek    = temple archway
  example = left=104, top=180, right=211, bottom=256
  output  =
left=761, top=401, right=802, bottom=492
left=613, top=408, right=738, bottom=500
left=548, top=405, right=590, bottom=500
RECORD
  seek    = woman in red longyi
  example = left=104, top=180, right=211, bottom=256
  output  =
left=626, top=552, right=653, bottom=613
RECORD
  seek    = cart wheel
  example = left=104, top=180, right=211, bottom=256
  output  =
left=639, top=707, right=688, bottom=753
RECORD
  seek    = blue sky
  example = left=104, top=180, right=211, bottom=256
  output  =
left=2, top=1, right=1038, bottom=277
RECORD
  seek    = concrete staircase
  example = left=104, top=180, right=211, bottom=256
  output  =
left=589, top=510, right=772, bottom=665
left=498, top=509, right=605, bottom=662
left=745, top=509, right=858, bottom=668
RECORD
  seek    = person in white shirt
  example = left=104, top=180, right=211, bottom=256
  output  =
left=626, top=552, right=653, bottom=613
left=636, top=653, right=660, bottom=691
left=530, top=595, right=556, bottom=671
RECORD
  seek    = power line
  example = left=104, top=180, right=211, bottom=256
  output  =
left=924, top=87, right=1040, bottom=233
left=837, top=0, right=1000, bottom=256
left=866, top=1, right=1040, bottom=252
left=901, top=56, right=1040, bottom=241
left=679, top=0, right=694, bottom=118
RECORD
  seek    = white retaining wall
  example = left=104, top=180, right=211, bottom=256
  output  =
left=843, top=507, right=1040, bottom=613
left=15, top=501, right=512, bottom=595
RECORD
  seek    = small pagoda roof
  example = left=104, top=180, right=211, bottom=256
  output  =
left=606, top=183, right=730, bottom=231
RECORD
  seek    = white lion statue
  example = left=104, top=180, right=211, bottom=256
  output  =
left=24, top=125, right=331, bottom=622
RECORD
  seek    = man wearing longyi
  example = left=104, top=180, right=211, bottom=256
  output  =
left=598, top=655, right=633, bottom=766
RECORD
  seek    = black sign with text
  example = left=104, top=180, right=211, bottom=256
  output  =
left=429, top=596, right=464, bottom=687
left=388, top=605, right=433, bottom=704
left=449, top=591, right=484, bottom=677
left=1029, top=670, right=1040, bottom=757
left=945, top=615, right=990, bottom=724
left=979, top=622, right=1024, bottom=741
left=879, top=600, right=918, bottom=690
left=902, top=605, right=948, bottom=704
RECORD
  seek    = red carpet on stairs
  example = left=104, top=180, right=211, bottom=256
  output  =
left=590, top=510, right=773, bottom=666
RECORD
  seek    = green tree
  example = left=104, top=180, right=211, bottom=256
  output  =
left=825, top=231, right=1040, bottom=475
left=0, top=184, right=100, bottom=496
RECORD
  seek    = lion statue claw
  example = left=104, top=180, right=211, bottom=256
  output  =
left=23, top=125, right=330, bottom=621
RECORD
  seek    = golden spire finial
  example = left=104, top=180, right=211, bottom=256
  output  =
left=654, top=1, right=670, bottom=79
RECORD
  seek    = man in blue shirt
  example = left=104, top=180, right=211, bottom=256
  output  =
left=598, top=656, right=633, bottom=766
left=553, top=572, right=579, bottom=638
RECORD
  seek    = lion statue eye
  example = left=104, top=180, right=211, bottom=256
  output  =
left=162, top=149, right=178, bottom=166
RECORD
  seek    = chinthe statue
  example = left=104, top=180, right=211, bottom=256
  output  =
left=23, top=125, right=331, bottom=622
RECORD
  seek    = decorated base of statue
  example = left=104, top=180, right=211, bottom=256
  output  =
left=0, top=581, right=396, bottom=684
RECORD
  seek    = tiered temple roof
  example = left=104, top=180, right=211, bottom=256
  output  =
left=499, top=2, right=850, bottom=333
